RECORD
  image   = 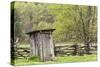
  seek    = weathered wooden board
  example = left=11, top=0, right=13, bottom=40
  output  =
left=27, top=29, right=55, bottom=61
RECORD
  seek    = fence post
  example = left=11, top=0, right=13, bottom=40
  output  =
left=72, top=44, right=80, bottom=56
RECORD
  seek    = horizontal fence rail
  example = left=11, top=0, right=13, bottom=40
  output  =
left=15, top=47, right=30, bottom=59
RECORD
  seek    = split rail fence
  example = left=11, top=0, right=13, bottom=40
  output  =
left=54, top=45, right=97, bottom=56
left=15, top=44, right=97, bottom=58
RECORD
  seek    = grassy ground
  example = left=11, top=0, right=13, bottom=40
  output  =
left=14, top=54, right=97, bottom=66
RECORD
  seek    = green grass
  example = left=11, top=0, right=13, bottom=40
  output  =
left=14, top=54, right=97, bottom=66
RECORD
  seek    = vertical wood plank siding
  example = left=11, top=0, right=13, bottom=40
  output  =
left=27, top=29, right=55, bottom=61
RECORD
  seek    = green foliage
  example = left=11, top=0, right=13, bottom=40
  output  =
left=13, top=2, right=97, bottom=44
left=14, top=22, right=22, bottom=37
left=37, top=21, right=53, bottom=29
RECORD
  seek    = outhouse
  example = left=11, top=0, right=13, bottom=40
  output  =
left=26, top=29, right=55, bottom=61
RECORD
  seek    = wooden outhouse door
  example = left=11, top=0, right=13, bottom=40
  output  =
left=40, top=33, right=54, bottom=61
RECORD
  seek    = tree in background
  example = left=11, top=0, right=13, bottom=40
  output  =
left=13, top=2, right=55, bottom=43
left=13, top=2, right=97, bottom=52
left=73, top=6, right=97, bottom=54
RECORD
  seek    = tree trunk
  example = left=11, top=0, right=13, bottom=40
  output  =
left=84, top=42, right=91, bottom=54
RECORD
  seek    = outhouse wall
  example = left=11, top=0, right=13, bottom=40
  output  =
left=30, top=34, right=38, bottom=56
left=29, top=32, right=55, bottom=61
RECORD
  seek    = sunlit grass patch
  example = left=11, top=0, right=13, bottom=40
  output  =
left=14, top=54, right=97, bottom=66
